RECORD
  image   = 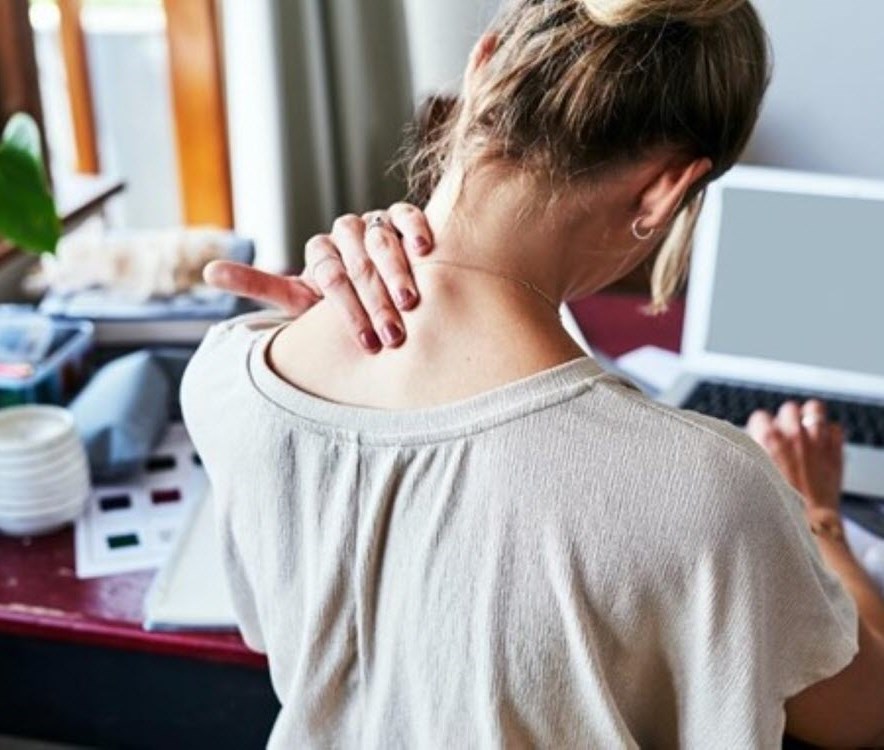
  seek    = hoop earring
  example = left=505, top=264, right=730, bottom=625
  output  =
left=631, top=218, right=655, bottom=241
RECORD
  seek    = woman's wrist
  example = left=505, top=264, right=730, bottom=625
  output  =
left=806, top=506, right=849, bottom=548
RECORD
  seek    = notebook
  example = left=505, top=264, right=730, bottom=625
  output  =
left=143, top=486, right=238, bottom=632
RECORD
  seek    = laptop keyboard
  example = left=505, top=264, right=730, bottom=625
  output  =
left=683, top=381, right=884, bottom=448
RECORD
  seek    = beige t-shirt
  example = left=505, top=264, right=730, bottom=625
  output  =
left=180, top=312, right=858, bottom=749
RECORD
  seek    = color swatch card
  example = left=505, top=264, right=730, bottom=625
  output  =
left=74, top=423, right=206, bottom=579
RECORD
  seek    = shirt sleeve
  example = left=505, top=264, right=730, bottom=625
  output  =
left=181, top=310, right=291, bottom=653
left=180, top=310, right=291, bottom=468
left=213, top=491, right=267, bottom=653
left=676, top=445, right=859, bottom=747
left=759, top=465, right=859, bottom=700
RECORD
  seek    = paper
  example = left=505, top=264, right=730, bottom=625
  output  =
left=616, top=345, right=683, bottom=396
left=143, top=487, right=238, bottom=631
left=845, top=518, right=884, bottom=594
left=74, top=423, right=206, bottom=579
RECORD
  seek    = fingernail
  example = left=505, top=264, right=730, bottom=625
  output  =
left=413, top=236, right=430, bottom=254
left=396, top=288, right=417, bottom=309
left=360, top=331, right=382, bottom=352
left=381, top=322, right=403, bottom=346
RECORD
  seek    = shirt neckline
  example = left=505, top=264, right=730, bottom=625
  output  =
left=247, top=321, right=607, bottom=445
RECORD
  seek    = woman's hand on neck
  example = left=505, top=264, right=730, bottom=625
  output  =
left=266, top=167, right=596, bottom=410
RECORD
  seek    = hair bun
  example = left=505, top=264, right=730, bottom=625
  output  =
left=581, top=0, right=747, bottom=27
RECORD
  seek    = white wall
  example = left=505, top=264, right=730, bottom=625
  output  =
left=86, top=22, right=181, bottom=229
left=219, top=0, right=291, bottom=271
left=744, top=0, right=884, bottom=180
left=32, top=5, right=181, bottom=230
left=402, top=0, right=499, bottom=100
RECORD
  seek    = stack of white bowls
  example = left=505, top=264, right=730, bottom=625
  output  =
left=0, top=405, right=91, bottom=537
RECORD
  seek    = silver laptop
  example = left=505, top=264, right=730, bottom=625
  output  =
left=660, top=165, right=884, bottom=501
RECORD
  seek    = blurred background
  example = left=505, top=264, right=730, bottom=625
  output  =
left=1, top=0, right=881, bottom=275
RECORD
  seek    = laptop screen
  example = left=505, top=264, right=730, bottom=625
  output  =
left=705, top=187, right=884, bottom=378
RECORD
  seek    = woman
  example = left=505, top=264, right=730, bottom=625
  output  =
left=182, top=0, right=884, bottom=746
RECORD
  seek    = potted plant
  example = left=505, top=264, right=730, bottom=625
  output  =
left=0, top=112, right=60, bottom=255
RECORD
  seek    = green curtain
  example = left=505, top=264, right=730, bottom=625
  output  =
left=271, top=0, right=415, bottom=270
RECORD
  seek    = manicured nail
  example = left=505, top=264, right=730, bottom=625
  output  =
left=413, top=236, right=430, bottom=254
left=360, top=330, right=382, bottom=352
left=396, top=288, right=417, bottom=310
left=381, top=322, right=403, bottom=346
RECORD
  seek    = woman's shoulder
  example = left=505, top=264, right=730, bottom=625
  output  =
left=186, top=310, right=290, bottom=374
left=205, top=309, right=292, bottom=347
left=595, top=373, right=771, bottom=461
left=179, top=311, right=289, bottom=440
left=587, top=373, right=802, bottom=518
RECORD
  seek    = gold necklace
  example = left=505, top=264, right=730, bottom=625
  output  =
left=414, top=259, right=562, bottom=316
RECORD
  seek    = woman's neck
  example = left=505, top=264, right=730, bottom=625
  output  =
left=270, top=263, right=586, bottom=410
left=423, top=171, right=562, bottom=305
left=422, top=168, right=614, bottom=305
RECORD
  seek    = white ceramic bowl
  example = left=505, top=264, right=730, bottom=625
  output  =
left=0, top=455, right=89, bottom=494
left=0, top=406, right=77, bottom=459
left=0, top=429, right=83, bottom=470
left=0, top=404, right=90, bottom=512
left=0, top=441, right=88, bottom=483
left=0, top=493, right=87, bottom=537
left=0, top=488, right=86, bottom=517
left=0, top=471, right=90, bottom=511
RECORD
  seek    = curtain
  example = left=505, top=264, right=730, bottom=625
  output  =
left=271, top=0, right=415, bottom=271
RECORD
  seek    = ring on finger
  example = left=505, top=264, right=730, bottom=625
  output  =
left=366, top=212, right=391, bottom=233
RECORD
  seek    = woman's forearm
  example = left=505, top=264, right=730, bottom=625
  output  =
left=812, top=512, right=884, bottom=639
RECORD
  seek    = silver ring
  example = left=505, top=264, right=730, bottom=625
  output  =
left=366, top=213, right=390, bottom=233
left=801, top=414, right=826, bottom=429
left=631, top=218, right=655, bottom=241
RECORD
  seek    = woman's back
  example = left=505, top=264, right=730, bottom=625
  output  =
left=181, top=312, right=855, bottom=749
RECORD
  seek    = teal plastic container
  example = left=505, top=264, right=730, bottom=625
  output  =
left=0, top=313, right=94, bottom=408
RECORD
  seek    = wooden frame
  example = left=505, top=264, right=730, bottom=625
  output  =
left=2, top=0, right=233, bottom=237
left=0, top=0, right=49, bottom=171
left=58, top=0, right=100, bottom=174
left=164, top=0, right=234, bottom=228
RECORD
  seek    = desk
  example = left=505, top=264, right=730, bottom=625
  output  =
left=0, top=293, right=689, bottom=747
left=0, top=529, right=277, bottom=748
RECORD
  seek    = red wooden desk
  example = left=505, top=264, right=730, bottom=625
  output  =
left=0, top=292, right=685, bottom=748
left=0, top=533, right=263, bottom=669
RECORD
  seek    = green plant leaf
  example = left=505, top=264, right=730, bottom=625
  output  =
left=2, top=112, right=44, bottom=165
left=0, top=143, right=61, bottom=255
left=0, top=113, right=60, bottom=254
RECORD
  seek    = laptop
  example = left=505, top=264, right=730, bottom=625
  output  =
left=660, top=165, right=884, bottom=504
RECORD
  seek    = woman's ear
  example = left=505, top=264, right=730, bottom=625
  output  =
left=637, top=157, right=713, bottom=232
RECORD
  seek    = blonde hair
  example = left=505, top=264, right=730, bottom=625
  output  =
left=404, top=0, right=770, bottom=312
left=583, top=0, right=749, bottom=27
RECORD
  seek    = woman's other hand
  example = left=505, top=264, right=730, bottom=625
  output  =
left=747, top=400, right=845, bottom=512
left=203, top=203, right=433, bottom=353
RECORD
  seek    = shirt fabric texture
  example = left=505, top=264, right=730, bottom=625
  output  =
left=180, top=311, right=858, bottom=749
